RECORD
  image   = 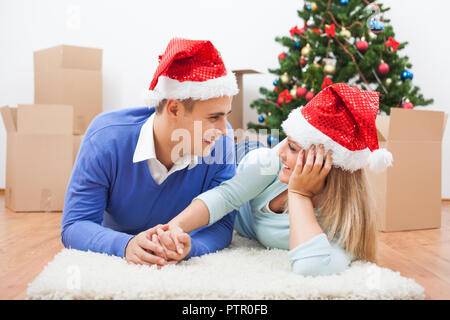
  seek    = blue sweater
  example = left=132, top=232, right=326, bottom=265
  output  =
left=61, top=106, right=237, bottom=259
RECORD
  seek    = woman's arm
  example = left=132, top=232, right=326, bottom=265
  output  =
left=288, top=193, right=323, bottom=249
left=288, top=145, right=332, bottom=249
left=171, top=147, right=281, bottom=231
left=159, top=147, right=281, bottom=253
left=286, top=145, right=352, bottom=276
left=168, top=199, right=210, bottom=233
left=288, top=233, right=352, bottom=276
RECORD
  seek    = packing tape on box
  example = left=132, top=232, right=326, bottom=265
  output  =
left=40, top=189, right=53, bottom=212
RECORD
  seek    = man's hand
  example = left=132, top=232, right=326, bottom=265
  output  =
left=125, top=224, right=170, bottom=268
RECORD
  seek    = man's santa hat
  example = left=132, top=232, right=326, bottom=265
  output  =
left=281, top=83, right=393, bottom=173
left=144, top=38, right=239, bottom=107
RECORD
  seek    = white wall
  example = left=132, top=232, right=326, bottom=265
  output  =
left=1, top=0, right=449, bottom=197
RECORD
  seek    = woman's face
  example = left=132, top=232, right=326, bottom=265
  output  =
left=276, top=137, right=305, bottom=184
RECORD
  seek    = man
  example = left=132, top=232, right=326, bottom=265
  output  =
left=61, top=38, right=239, bottom=268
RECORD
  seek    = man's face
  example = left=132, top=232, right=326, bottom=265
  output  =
left=171, top=96, right=232, bottom=158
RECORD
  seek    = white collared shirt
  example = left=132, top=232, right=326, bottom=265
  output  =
left=133, top=112, right=199, bottom=185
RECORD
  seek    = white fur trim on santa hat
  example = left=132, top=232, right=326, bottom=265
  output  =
left=368, top=148, right=393, bottom=173
left=281, top=106, right=372, bottom=172
left=144, top=71, right=239, bottom=107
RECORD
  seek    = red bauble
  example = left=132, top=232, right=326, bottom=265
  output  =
left=296, top=87, right=307, bottom=96
left=402, top=102, right=414, bottom=109
left=377, top=62, right=390, bottom=76
left=277, top=96, right=284, bottom=104
left=278, top=52, right=287, bottom=60
left=299, top=58, right=306, bottom=66
left=305, top=91, right=315, bottom=102
left=274, top=87, right=279, bottom=92
left=356, top=40, right=369, bottom=53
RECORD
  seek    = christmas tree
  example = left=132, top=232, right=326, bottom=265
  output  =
left=248, top=0, right=433, bottom=144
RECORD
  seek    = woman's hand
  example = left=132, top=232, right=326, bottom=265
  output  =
left=157, top=224, right=185, bottom=255
left=153, top=224, right=192, bottom=263
left=288, top=144, right=332, bottom=198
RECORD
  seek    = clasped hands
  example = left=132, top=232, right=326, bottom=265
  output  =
left=124, top=223, right=189, bottom=269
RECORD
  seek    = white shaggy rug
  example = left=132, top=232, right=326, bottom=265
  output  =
left=27, top=232, right=424, bottom=300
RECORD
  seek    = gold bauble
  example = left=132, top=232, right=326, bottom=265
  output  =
left=301, top=44, right=311, bottom=57
left=280, top=72, right=291, bottom=84
left=313, top=62, right=321, bottom=68
left=368, top=31, right=377, bottom=40
left=385, top=78, right=392, bottom=87
left=311, top=2, right=318, bottom=11
left=324, top=63, right=336, bottom=75
left=339, top=28, right=351, bottom=39
left=290, top=86, right=298, bottom=98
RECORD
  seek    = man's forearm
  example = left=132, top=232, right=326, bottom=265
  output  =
left=62, top=220, right=134, bottom=258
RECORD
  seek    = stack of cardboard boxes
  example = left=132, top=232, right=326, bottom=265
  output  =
left=0, top=45, right=102, bottom=212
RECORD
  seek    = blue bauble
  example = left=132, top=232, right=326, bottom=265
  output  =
left=306, top=3, right=311, bottom=10
left=340, top=0, right=349, bottom=4
left=295, top=42, right=301, bottom=48
left=401, top=69, right=413, bottom=81
left=273, top=80, right=278, bottom=86
left=267, top=135, right=279, bottom=146
left=369, top=19, right=384, bottom=32
left=258, top=115, right=265, bottom=123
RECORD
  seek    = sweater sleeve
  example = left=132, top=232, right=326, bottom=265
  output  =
left=185, top=128, right=238, bottom=260
left=195, top=147, right=281, bottom=226
left=287, top=233, right=353, bottom=276
left=61, top=137, right=134, bottom=258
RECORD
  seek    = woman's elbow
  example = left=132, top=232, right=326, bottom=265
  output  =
left=291, top=255, right=331, bottom=276
left=291, top=254, right=351, bottom=276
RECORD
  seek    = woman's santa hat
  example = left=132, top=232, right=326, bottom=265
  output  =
left=281, top=83, right=393, bottom=173
left=144, top=38, right=239, bottom=107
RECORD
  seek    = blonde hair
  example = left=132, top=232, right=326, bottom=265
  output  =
left=284, top=167, right=378, bottom=263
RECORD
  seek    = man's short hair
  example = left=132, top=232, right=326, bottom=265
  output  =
left=155, top=98, right=196, bottom=114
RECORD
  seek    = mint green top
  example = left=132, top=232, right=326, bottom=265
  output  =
left=195, top=146, right=353, bottom=276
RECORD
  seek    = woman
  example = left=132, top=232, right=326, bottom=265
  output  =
left=157, top=83, right=393, bottom=276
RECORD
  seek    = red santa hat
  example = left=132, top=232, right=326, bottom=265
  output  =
left=281, top=83, right=393, bottom=173
left=144, top=38, right=239, bottom=107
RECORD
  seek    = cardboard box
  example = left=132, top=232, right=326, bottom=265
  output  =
left=0, top=104, right=83, bottom=212
left=367, top=108, right=448, bottom=232
left=229, top=69, right=260, bottom=130
left=34, top=45, right=102, bottom=135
